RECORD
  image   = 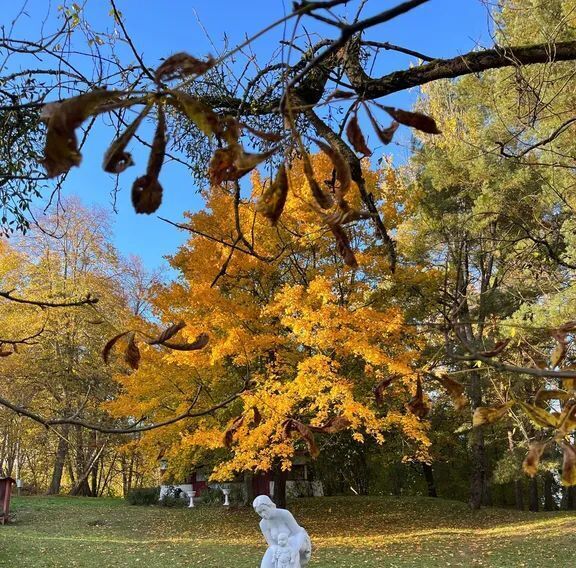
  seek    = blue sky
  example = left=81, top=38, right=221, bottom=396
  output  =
left=5, top=0, right=492, bottom=273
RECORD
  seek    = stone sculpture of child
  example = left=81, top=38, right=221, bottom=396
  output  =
left=274, top=532, right=298, bottom=568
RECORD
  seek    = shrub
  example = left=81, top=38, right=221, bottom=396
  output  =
left=126, top=487, right=159, bottom=506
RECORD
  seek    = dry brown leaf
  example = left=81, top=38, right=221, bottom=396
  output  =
left=256, top=164, right=288, bottom=226
left=103, top=104, right=151, bottom=173
left=518, top=401, right=561, bottom=429
left=473, top=402, right=514, bottom=427
left=161, top=332, right=209, bottom=351
left=102, top=331, right=132, bottom=364
left=223, top=415, right=245, bottom=448
left=558, top=401, right=576, bottom=434
left=407, top=377, right=429, bottom=418
left=374, top=376, right=397, bottom=406
left=323, top=209, right=374, bottom=226
left=167, top=91, right=220, bottom=137
left=478, top=339, right=510, bottom=358
left=155, top=52, right=215, bottom=82
left=561, top=443, right=576, bottom=486
left=209, top=144, right=276, bottom=185
left=301, top=149, right=333, bottom=209
left=314, top=138, right=351, bottom=208
left=381, top=106, right=441, bottom=134
left=282, top=419, right=320, bottom=458
left=346, top=114, right=371, bottom=156
left=240, top=122, right=284, bottom=143
left=124, top=332, right=141, bottom=370
left=522, top=441, right=547, bottom=477
left=148, top=321, right=186, bottom=345
left=328, top=223, right=358, bottom=268
left=41, top=90, right=124, bottom=177
left=434, top=373, right=468, bottom=411
left=131, top=175, right=163, bottom=214
left=550, top=341, right=568, bottom=368
left=310, top=416, right=351, bottom=434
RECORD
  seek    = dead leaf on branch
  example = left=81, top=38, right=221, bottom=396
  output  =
left=522, top=441, right=548, bottom=477
left=223, top=415, right=244, bottom=448
left=558, top=401, right=576, bottom=434
left=148, top=321, right=187, bottom=345
left=346, top=114, right=371, bottom=157
left=167, top=91, right=221, bottom=137
left=323, top=209, right=374, bottom=226
left=209, top=143, right=277, bottom=186
left=160, top=333, right=209, bottom=351
left=124, top=332, right=141, bottom=370
left=155, top=52, right=216, bottom=82
left=256, top=164, right=288, bottom=226
left=407, top=377, right=429, bottom=418
left=309, top=416, right=351, bottom=434
left=131, top=106, right=167, bottom=214
left=328, top=222, right=358, bottom=269
left=313, top=138, right=351, bottom=209
left=282, top=419, right=320, bottom=458
left=381, top=106, right=441, bottom=135
left=477, top=338, right=510, bottom=358
left=473, top=402, right=514, bottom=427
left=561, top=443, right=576, bottom=486
left=432, top=373, right=468, bottom=411
left=374, top=376, right=398, bottom=406
left=301, top=149, right=333, bottom=210
left=365, top=104, right=398, bottom=145
left=41, top=90, right=125, bottom=177
left=103, top=103, right=152, bottom=173
left=240, top=122, right=284, bottom=143
left=517, top=401, right=560, bottom=429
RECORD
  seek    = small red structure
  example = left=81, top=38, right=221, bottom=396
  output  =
left=0, top=477, right=16, bottom=525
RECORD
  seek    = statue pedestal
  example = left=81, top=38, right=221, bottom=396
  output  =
left=187, top=490, right=196, bottom=508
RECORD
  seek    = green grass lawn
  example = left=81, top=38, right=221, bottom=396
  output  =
left=0, top=495, right=574, bottom=567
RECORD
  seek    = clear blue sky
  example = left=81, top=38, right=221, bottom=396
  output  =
left=5, top=1, right=492, bottom=273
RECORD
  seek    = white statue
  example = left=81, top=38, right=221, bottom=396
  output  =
left=253, top=495, right=312, bottom=568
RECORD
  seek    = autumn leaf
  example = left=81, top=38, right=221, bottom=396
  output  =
left=314, top=138, right=351, bottom=209
left=167, top=91, right=220, bottom=137
left=124, top=332, right=141, bottom=370
left=323, top=209, right=374, bottom=226
left=328, top=223, right=358, bottom=268
left=374, top=376, right=397, bottom=406
left=517, top=401, right=560, bottom=429
left=558, top=401, right=576, bottom=434
left=433, top=373, right=468, bottom=411
left=522, top=441, right=547, bottom=477
left=550, top=340, right=568, bottom=368
left=208, top=143, right=277, bottom=185
left=148, top=321, right=186, bottom=345
left=534, top=389, right=570, bottom=406
left=301, top=150, right=333, bottom=209
left=240, top=122, right=284, bottom=143
left=282, top=419, right=320, bottom=458
left=0, top=349, right=13, bottom=357
left=472, top=402, right=513, bottom=427
left=365, top=104, right=398, bottom=145
left=223, top=415, right=244, bottom=448
left=41, top=90, right=124, bottom=177
left=255, top=164, right=288, bottom=226
left=407, top=377, right=429, bottom=418
left=346, top=114, right=371, bottom=156
left=161, top=332, right=209, bottom=351
left=131, top=106, right=166, bottom=214
left=477, top=339, right=510, bottom=358
left=103, top=103, right=152, bottom=173
left=381, top=106, right=441, bottom=134
left=310, top=415, right=351, bottom=434
left=155, top=52, right=215, bottom=82
left=102, top=331, right=132, bottom=364
left=560, top=443, right=576, bottom=486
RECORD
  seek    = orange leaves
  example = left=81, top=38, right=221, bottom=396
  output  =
left=431, top=373, right=468, bottom=411
left=407, top=377, right=429, bottom=418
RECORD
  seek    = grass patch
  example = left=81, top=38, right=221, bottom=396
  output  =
left=0, top=495, right=574, bottom=566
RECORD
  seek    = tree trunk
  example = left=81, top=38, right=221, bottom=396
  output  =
left=422, top=462, right=438, bottom=497
left=514, top=479, right=524, bottom=511
left=272, top=467, right=287, bottom=509
left=468, top=369, right=485, bottom=510
left=47, top=426, right=69, bottom=495
left=543, top=472, right=555, bottom=511
left=529, top=476, right=539, bottom=512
